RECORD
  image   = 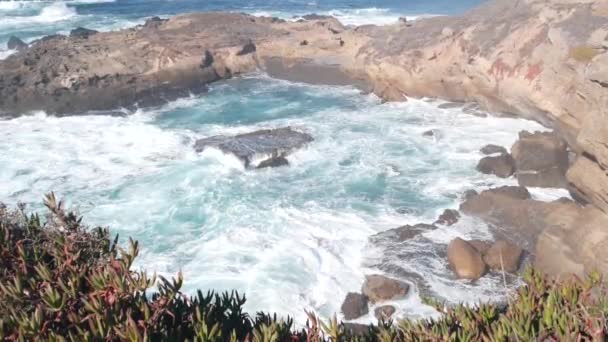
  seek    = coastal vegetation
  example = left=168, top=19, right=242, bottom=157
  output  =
left=1, top=194, right=606, bottom=341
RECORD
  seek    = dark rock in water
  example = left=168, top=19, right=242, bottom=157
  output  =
left=463, top=189, right=478, bottom=201
left=477, top=153, right=515, bottom=178
left=194, top=127, right=313, bottom=167
left=144, top=16, right=167, bottom=28
left=302, top=13, right=333, bottom=20
left=422, top=129, right=437, bottom=137
left=398, top=17, right=408, bottom=24
left=480, top=144, right=508, bottom=155
left=70, top=27, right=98, bottom=39
left=374, top=305, right=396, bottom=320
left=438, top=102, right=464, bottom=109
left=237, top=40, right=257, bottom=56
left=300, top=40, right=309, bottom=46
left=257, top=155, right=289, bottom=169
left=7, top=36, right=27, bottom=51
left=434, top=209, right=460, bottom=226
left=341, top=292, right=368, bottom=320
left=371, top=223, right=436, bottom=242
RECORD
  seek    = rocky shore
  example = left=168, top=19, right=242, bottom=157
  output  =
left=2, top=0, right=608, bottom=320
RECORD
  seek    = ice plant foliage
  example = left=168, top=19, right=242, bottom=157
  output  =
left=0, top=194, right=607, bottom=341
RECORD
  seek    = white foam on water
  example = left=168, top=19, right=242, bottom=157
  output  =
left=246, top=7, right=438, bottom=26
left=0, top=48, right=16, bottom=60
left=0, top=2, right=77, bottom=27
left=0, top=77, right=549, bottom=324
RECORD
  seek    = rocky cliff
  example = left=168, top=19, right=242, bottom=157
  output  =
left=1, top=0, right=608, bottom=277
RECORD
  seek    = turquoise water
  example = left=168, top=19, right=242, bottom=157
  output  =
left=0, top=75, right=549, bottom=322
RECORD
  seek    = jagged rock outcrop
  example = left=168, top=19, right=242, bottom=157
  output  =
left=194, top=127, right=313, bottom=168
left=476, top=153, right=515, bottom=178
left=341, top=292, right=368, bottom=320
left=511, top=131, right=569, bottom=188
left=7, top=36, right=27, bottom=51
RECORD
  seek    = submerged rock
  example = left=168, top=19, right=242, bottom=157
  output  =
left=434, top=209, right=460, bottom=226
left=194, top=127, right=313, bottom=167
left=7, top=36, right=27, bottom=51
left=341, top=292, right=368, bottom=320
left=256, top=154, right=289, bottom=169
left=480, top=144, right=508, bottom=155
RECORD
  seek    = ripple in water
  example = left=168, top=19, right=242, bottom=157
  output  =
left=0, top=76, right=547, bottom=323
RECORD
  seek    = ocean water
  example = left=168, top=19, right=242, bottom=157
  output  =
left=0, top=0, right=560, bottom=325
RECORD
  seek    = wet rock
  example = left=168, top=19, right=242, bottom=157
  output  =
left=447, top=238, right=486, bottom=280
left=483, top=240, right=523, bottom=273
left=422, top=129, right=440, bottom=138
left=370, top=223, right=436, bottom=242
left=341, top=292, right=368, bottom=320
left=476, top=153, right=515, bottom=178
left=143, top=16, right=167, bottom=28
left=194, top=127, right=313, bottom=167
left=434, top=209, right=460, bottom=226
left=70, top=27, right=98, bottom=39
left=511, top=131, right=569, bottom=188
left=257, top=155, right=289, bottom=169
left=7, top=36, right=27, bottom=51
left=374, top=305, right=396, bottom=320
left=480, top=144, right=508, bottom=155
left=302, top=13, right=332, bottom=20
left=361, top=275, right=409, bottom=303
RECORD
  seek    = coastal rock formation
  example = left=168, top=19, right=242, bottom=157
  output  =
left=511, top=131, right=569, bottom=188
left=476, top=153, right=515, bottom=178
left=369, top=223, right=436, bottom=242
left=434, top=209, right=460, bottom=226
left=341, top=292, right=369, bottom=320
left=7, top=36, right=27, bottom=51
left=480, top=144, right=507, bottom=156
left=483, top=240, right=523, bottom=273
left=194, top=127, right=313, bottom=168
left=361, top=275, right=409, bottom=304
left=447, top=238, right=486, bottom=280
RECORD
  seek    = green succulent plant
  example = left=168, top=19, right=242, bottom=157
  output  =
left=0, top=194, right=606, bottom=341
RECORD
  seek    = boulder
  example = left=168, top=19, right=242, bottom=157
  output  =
left=143, top=16, right=167, bottom=28
left=194, top=127, right=313, bottom=168
left=7, top=36, right=27, bottom=51
left=361, top=275, right=409, bottom=303
left=468, top=240, right=492, bottom=254
left=237, top=40, right=257, bottom=56
left=257, top=155, right=289, bottom=169
left=374, top=305, right=396, bottom=320
left=70, top=27, right=98, bottom=39
left=341, top=292, right=368, bottom=320
left=476, top=153, right=515, bottom=178
left=511, top=131, right=569, bottom=188
left=434, top=209, right=460, bottom=226
left=483, top=240, right=523, bottom=273
left=480, top=144, right=508, bottom=155
left=422, top=129, right=440, bottom=139
left=447, top=238, right=486, bottom=280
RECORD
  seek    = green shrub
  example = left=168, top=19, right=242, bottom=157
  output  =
left=0, top=194, right=607, bottom=341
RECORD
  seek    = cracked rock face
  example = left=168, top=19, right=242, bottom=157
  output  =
left=194, top=127, right=313, bottom=168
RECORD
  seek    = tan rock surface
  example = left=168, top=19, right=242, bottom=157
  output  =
left=447, top=238, right=486, bottom=280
